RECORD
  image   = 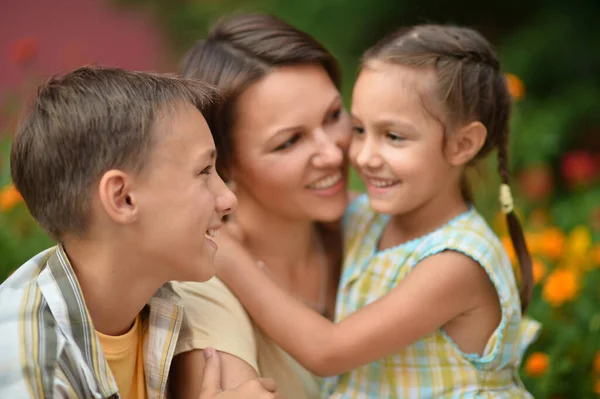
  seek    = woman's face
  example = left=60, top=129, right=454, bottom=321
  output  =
left=230, top=64, right=351, bottom=222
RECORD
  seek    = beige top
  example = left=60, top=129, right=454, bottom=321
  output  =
left=174, top=278, right=320, bottom=399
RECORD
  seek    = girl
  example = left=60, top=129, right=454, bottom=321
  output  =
left=216, top=24, right=541, bottom=398
left=169, top=13, right=351, bottom=399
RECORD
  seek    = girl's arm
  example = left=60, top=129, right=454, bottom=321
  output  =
left=216, top=233, right=491, bottom=377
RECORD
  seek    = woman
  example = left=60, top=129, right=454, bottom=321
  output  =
left=169, top=13, right=351, bottom=399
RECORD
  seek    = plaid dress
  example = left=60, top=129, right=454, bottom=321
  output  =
left=322, top=195, right=540, bottom=398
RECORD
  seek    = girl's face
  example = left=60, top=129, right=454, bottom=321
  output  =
left=349, top=61, right=463, bottom=216
left=230, top=64, right=351, bottom=222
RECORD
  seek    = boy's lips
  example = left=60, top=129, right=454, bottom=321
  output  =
left=205, top=223, right=222, bottom=242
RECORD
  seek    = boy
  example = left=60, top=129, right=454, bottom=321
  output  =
left=0, top=66, right=277, bottom=398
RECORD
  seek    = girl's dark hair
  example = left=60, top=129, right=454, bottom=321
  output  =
left=364, top=24, right=532, bottom=313
left=179, top=13, right=341, bottom=180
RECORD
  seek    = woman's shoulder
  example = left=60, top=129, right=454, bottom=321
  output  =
left=174, top=278, right=253, bottom=328
left=174, top=277, right=259, bottom=364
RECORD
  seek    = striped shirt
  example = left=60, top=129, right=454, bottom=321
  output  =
left=0, top=245, right=185, bottom=398
left=322, top=194, right=540, bottom=398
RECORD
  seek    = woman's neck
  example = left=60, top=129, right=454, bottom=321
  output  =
left=234, top=194, right=317, bottom=269
left=233, top=190, right=339, bottom=318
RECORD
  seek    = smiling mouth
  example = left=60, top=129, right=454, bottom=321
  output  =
left=205, top=228, right=217, bottom=239
left=307, top=172, right=342, bottom=190
left=365, top=177, right=400, bottom=188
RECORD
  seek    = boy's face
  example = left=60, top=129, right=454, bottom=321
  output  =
left=132, top=102, right=237, bottom=282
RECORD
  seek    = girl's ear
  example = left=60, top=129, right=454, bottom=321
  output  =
left=446, top=121, right=487, bottom=166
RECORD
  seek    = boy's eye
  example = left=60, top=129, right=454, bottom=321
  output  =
left=352, top=126, right=365, bottom=135
left=274, top=133, right=300, bottom=151
left=199, top=165, right=213, bottom=175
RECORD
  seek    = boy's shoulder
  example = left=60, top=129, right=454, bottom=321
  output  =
left=0, top=247, right=57, bottom=329
left=0, top=248, right=66, bottom=397
left=0, top=247, right=104, bottom=398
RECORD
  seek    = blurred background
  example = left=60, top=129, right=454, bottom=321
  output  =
left=1, top=0, right=599, bottom=397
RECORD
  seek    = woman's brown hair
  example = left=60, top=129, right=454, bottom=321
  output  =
left=363, top=25, right=533, bottom=313
left=179, top=13, right=341, bottom=180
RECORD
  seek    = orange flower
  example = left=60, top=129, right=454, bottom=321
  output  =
left=505, top=73, right=525, bottom=100
left=501, top=236, right=517, bottom=264
left=10, top=37, right=38, bottom=65
left=0, top=184, right=23, bottom=211
left=594, top=352, right=600, bottom=374
left=525, top=352, right=549, bottom=376
left=566, top=225, right=592, bottom=260
left=542, top=268, right=578, bottom=306
left=532, top=258, right=546, bottom=284
left=525, top=231, right=543, bottom=255
left=539, top=227, right=565, bottom=261
left=592, top=245, right=600, bottom=267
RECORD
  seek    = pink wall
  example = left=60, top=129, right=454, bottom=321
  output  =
left=0, top=0, right=172, bottom=94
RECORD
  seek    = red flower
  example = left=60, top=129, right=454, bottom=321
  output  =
left=517, top=164, right=553, bottom=201
left=10, top=37, right=38, bottom=65
left=561, top=151, right=597, bottom=188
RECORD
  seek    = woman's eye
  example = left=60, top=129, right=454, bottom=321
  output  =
left=352, top=126, right=365, bottom=135
left=274, top=134, right=300, bottom=151
left=326, top=108, right=342, bottom=123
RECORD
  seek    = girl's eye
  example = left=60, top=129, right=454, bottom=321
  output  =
left=326, top=108, right=342, bottom=123
left=352, top=126, right=365, bottom=135
left=386, top=131, right=405, bottom=142
left=274, top=133, right=301, bottom=151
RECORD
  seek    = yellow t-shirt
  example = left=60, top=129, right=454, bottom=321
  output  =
left=174, top=278, right=320, bottom=399
left=97, top=315, right=147, bottom=399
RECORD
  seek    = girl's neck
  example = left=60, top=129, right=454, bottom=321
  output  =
left=383, top=185, right=469, bottom=250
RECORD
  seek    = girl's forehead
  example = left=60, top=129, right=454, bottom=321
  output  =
left=357, top=61, right=437, bottom=93
left=352, top=63, right=440, bottom=118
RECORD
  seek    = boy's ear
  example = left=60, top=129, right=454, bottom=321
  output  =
left=98, top=170, right=138, bottom=224
left=446, top=121, right=487, bottom=166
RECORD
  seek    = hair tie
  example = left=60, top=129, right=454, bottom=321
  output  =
left=499, top=184, right=514, bottom=214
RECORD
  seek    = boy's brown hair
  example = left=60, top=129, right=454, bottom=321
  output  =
left=11, top=65, right=216, bottom=240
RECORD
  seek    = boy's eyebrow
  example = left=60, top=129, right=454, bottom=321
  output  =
left=199, top=149, right=217, bottom=162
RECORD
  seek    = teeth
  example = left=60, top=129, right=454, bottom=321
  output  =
left=205, top=229, right=217, bottom=238
left=368, top=178, right=399, bottom=188
left=308, top=173, right=342, bottom=190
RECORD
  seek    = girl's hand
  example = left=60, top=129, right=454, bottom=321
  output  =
left=213, top=224, right=257, bottom=280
